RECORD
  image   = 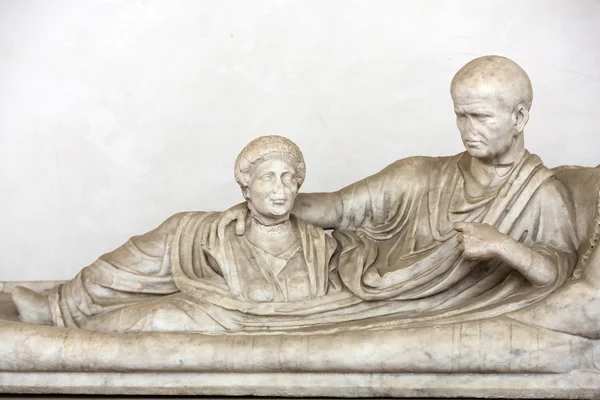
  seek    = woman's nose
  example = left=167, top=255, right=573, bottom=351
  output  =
left=272, top=179, right=284, bottom=192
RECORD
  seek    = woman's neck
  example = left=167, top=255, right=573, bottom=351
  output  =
left=248, top=214, right=293, bottom=235
left=245, top=214, right=298, bottom=256
left=247, top=206, right=290, bottom=227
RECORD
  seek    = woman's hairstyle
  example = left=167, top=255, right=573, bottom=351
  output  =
left=234, top=135, right=306, bottom=189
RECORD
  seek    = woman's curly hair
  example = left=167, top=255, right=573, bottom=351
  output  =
left=234, top=135, right=306, bottom=190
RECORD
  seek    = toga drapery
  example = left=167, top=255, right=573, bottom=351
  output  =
left=46, top=151, right=577, bottom=334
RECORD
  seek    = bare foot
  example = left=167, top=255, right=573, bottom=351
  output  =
left=11, top=286, right=52, bottom=325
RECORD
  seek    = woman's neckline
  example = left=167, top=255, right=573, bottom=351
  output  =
left=244, top=215, right=300, bottom=257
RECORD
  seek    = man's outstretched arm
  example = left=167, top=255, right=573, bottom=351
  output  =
left=293, top=192, right=344, bottom=229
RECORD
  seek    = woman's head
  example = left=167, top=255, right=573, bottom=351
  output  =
left=234, top=136, right=306, bottom=222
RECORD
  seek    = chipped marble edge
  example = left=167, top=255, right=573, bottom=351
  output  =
left=1, top=371, right=600, bottom=398
left=0, top=280, right=65, bottom=294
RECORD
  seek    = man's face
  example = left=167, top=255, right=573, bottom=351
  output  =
left=451, top=83, right=517, bottom=163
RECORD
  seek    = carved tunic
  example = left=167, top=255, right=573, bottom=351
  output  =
left=46, top=151, right=578, bottom=334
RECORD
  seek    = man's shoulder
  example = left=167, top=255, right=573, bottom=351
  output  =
left=521, top=152, right=565, bottom=196
left=535, top=175, right=570, bottom=197
left=382, top=153, right=463, bottom=175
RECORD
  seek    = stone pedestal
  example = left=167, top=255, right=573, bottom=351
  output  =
left=2, top=289, right=600, bottom=398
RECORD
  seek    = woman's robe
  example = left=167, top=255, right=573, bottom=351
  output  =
left=45, top=151, right=578, bottom=334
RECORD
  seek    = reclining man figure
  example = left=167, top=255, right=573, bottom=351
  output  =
left=11, top=56, right=578, bottom=333
left=213, top=55, right=578, bottom=327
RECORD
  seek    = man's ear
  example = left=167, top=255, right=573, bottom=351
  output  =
left=514, top=104, right=529, bottom=135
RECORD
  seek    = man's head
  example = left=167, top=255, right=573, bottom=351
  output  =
left=450, top=55, right=533, bottom=164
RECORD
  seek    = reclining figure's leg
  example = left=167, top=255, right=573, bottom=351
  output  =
left=12, top=213, right=190, bottom=327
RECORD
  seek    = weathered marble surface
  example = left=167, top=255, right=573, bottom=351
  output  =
left=2, top=370, right=600, bottom=398
left=1, top=302, right=600, bottom=397
left=1, top=163, right=600, bottom=397
left=1, top=290, right=600, bottom=397
left=3, top=56, right=600, bottom=398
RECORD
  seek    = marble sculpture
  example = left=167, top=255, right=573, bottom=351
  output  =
left=2, top=55, right=600, bottom=398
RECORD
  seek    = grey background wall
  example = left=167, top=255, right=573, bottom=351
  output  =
left=1, top=0, right=599, bottom=281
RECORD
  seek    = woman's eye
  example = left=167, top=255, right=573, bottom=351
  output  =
left=282, top=173, right=296, bottom=184
left=260, top=174, right=273, bottom=182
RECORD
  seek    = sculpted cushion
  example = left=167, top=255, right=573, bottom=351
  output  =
left=554, top=165, right=600, bottom=249
left=507, top=165, right=600, bottom=338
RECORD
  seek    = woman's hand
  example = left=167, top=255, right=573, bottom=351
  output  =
left=204, top=202, right=248, bottom=248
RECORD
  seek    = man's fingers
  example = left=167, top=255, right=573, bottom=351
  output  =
left=453, top=221, right=467, bottom=232
left=217, top=223, right=225, bottom=241
left=235, top=216, right=245, bottom=236
left=456, top=234, right=464, bottom=243
left=217, top=217, right=229, bottom=240
left=208, top=221, right=218, bottom=249
left=202, top=221, right=215, bottom=246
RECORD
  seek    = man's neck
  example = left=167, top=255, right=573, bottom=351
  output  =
left=460, top=147, right=526, bottom=197
left=470, top=141, right=525, bottom=181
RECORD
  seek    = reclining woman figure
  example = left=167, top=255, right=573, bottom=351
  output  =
left=11, top=57, right=580, bottom=335
left=12, top=135, right=346, bottom=332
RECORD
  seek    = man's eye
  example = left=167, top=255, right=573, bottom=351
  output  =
left=260, top=174, right=273, bottom=182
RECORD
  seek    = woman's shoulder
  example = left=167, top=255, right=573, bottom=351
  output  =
left=292, top=216, right=337, bottom=247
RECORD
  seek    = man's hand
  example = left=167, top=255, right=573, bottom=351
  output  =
left=453, top=222, right=509, bottom=261
left=204, top=202, right=248, bottom=248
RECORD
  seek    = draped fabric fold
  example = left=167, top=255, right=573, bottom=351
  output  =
left=45, top=152, right=577, bottom=335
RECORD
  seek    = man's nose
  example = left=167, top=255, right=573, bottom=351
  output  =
left=464, top=117, right=477, bottom=137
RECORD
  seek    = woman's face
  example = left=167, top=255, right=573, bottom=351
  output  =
left=246, top=158, right=299, bottom=221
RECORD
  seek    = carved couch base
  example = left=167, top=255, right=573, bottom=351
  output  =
left=2, top=286, right=600, bottom=399
left=2, top=371, right=600, bottom=398
left=2, top=166, right=600, bottom=398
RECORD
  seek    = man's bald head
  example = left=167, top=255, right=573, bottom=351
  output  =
left=451, top=55, right=533, bottom=111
